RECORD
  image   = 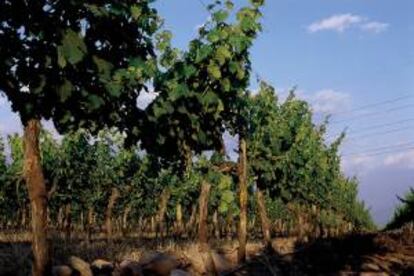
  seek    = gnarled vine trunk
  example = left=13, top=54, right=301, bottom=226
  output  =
left=237, top=137, right=248, bottom=263
left=256, top=189, right=271, bottom=249
left=105, top=187, right=120, bottom=241
left=175, top=203, right=183, bottom=237
left=212, top=210, right=220, bottom=239
left=198, top=181, right=216, bottom=275
left=64, top=203, right=71, bottom=240
left=87, top=207, right=94, bottom=242
left=23, top=119, right=50, bottom=276
left=21, top=206, right=28, bottom=229
left=198, top=182, right=211, bottom=245
left=156, top=189, right=170, bottom=239
left=187, top=205, right=197, bottom=238
left=122, top=204, right=132, bottom=234
left=57, top=207, right=64, bottom=230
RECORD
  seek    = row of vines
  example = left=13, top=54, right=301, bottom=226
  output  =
left=0, top=83, right=374, bottom=241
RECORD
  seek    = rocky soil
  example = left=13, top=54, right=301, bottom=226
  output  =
left=1, top=224, right=413, bottom=275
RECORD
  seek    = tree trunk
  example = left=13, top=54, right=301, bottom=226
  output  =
left=105, top=187, right=120, bottom=241
left=57, top=207, right=63, bottom=230
left=183, top=142, right=193, bottom=174
left=186, top=205, right=197, bottom=238
left=87, top=207, right=94, bottom=242
left=237, top=137, right=248, bottom=263
left=21, top=206, right=27, bottom=229
left=226, top=213, right=233, bottom=240
left=151, top=216, right=156, bottom=236
left=156, top=189, right=170, bottom=239
left=64, top=203, right=71, bottom=240
left=198, top=182, right=211, bottom=245
left=256, top=189, right=271, bottom=249
left=80, top=211, right=85, bottom=232
left=198, top=182, right=216, bottom=275
left=212, top=210, right=220, bottom=239
left=175, top=203, right=183, bottom=237
left=122, top=205, right=132, bottom=234
left=23, top=119, right=50, bottom=276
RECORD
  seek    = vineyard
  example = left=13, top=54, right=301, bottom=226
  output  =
left=0, top=0, right=412, bottom=275
left=0, top=83, right=375, bottom=235
left=0, top=84, right=378, bottom=274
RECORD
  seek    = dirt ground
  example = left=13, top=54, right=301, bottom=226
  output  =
left=231, top=225, right=414, bottom=275
left=0, top=225, right=413, bottom=275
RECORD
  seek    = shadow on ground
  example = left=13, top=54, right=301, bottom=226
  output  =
left=229, top=227, right=414, bottom=275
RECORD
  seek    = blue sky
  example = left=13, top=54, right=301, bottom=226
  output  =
left=1, top=0, right=413, bottom=226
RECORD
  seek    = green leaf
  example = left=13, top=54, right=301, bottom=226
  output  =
left=84, top=4, right=108, bottom=17
left=221, top=78, right=231, bottom=92
left=222, top=190, right=234, bottom=203
left=219, top=202, right=228, bottom=214
left=215, top=46, right=231, bottom=65
left=170, top=84, right=189, bottom=101
left=213, top=10, right=229, bottom=22
left=57, top=46, right=66, bottom=68
left=207, top=30, right=220, bottom=43
left=225, top=1, right=235, bottom=10
left=105, top=82, right=122, bottom=97
left=59, top=29, right=87, bottom=66
left=58, top=80, right=73, bottom=102
left=153, top=104, right=166, bottom=118
left=207, top=63, right=221, bottom=79
left=93, top=56, right=113, bottom=81
left=201, top=91, right=218, bottom=106
left=156, top=31, right=172, bottom=51
left=195, top=45, right=212, bottom=63
left=87, top=95, right=104, bottom=110
left=183, top=65, right=196, bottom=78
left=130, top=5, right=142, bottom=20
left=60, top=111, right=73, bottom=124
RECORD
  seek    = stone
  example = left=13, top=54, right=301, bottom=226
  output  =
left=140, top=252, right=180, bottom=276
left=91, top=259, right=114, bottom=275
left=69, top=256, right=93, bottom=276
left=361, top=263, right=381, bottom=272
left=170, top=269, right=190, bottom=276
left=52, top=265, right=73, bottom=276
left=119, top=260, right=143, bottom=276
left=183, top=248, right=233, bottom=274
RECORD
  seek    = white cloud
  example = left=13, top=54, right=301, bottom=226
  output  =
left=308, top=14, right=364, bottom=33
left=310, top=89, right=351, bottom=114
left=345, top=149, right=414, bottom=177
left=307, top=14, right=389, bottom=34
left=341, top=154, right=379, bottom=175
left=384, top=150, right=414, bottom=168
left=360, top=21, right=389, bottom=34
left=0, top=96, right=7, bottom=106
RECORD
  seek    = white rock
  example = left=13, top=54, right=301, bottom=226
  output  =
left=69, top=256, right=93, bottom=276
